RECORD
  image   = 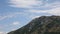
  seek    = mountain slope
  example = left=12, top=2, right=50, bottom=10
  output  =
left=8, top=16, right=60, bottom=34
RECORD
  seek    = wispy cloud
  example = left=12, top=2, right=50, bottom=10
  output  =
left=0, top=12, right=23, bottom=21
left=8, top=0, right=60, bottom=9
left=0, top=16, right=7, bottom=21
left=30, top=15, right=40, bottom=19
left=11, top=28, right=17, bottom=31
left=12, top=21, right=20, bottom=25
left=0, top=15, right=14, bottom=21
left=8, top=0, right=60, bottom=15
left=0, top=25, right=4, bottom=29
left=8, top=0, right=42, bottom=8
left=47, top=7, right=60, bottom=15
left=0, top=32, right=5, bottom=34
left=0, top=14, right=16, bottom=21
left=28, top=7, right=60, bottom=15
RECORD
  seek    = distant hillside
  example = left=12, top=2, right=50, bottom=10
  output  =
left=8, top=16, right=60, bottom=34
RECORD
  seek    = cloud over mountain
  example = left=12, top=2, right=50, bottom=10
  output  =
left=8, top=0, right=60, bottom=15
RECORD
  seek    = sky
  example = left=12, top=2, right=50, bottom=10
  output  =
left=0, top=0, right=60, bottom=34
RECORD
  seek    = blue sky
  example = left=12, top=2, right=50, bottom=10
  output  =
left=0, top=0, right=60, bottom=34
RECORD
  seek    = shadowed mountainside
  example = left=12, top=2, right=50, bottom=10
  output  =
left=8, top=16, right=60, bottom=34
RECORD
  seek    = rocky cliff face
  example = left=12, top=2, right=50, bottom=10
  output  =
left=8, top=16, right=60, bottom=34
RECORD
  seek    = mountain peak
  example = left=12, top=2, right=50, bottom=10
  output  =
left=8, top=16, right=60, bottom=34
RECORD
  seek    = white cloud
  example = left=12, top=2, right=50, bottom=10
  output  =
left=0, top=16, right=7, bottom=21
left=47, top=7, right=60, bottom=15
left=12, top=21, right=20, bottom=25
left=0, top=25, right=3, bottom=29
left=8, top=0, right=60, bottom=9
left=8, top=0, right=45, bottom=8
left=11, top=28, right=17, bottom=31
left=0, top=15, right=15, bottom=21
left=28, top=7, right=60, bottom=15
left=8, top=0, right=60, bottom=16
left=9, top=0, right=60, bottom=15
left=0, top=12, right=23, bottom=21
left=30, top=16, right=40, bottom=19
left=0, top=32, right=5, bottom=34
left=40, top=2, right=60, bottom=9
left=29, top=10, right=47, bottom=13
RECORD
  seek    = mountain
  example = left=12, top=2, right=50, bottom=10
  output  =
left=8, top=16, right=60, bottom=34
